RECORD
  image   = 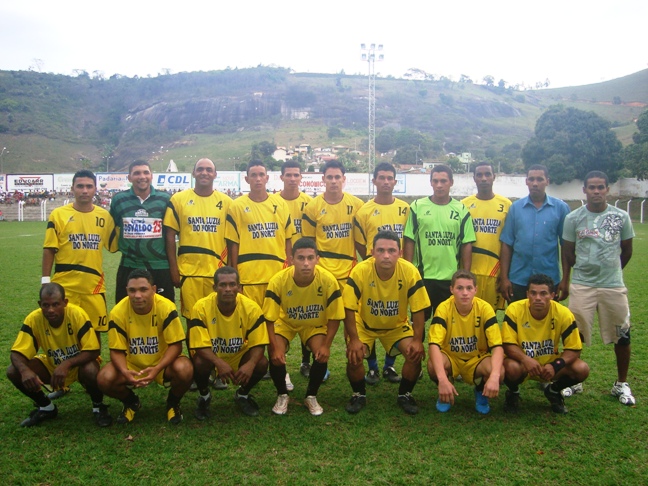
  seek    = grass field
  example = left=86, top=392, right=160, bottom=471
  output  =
left=0, top=221, right=646, bottom=485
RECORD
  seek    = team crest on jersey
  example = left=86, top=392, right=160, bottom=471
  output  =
left=369, top=281, right=376, bottom=287
left=244, top=207, right=251, bottom=213
left=523, top=321, right=530, bottom=328
left=320, top=208, right=327, bottom=215
left=68, top=216, right=75, bottom=222
left=287, top=290, right=293, bottom=297
left=372, top=209, right=380, bottom=216
left=468, top=203, right=477, bottom=209
left=188, top=200, right=194, bottom=206
left=211, top=317, right=217, bottom=325
left=135, top=209, right=149, bottom=217
left=45, top=328, right=50, bottom=336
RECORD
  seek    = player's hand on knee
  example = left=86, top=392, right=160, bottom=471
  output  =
left=270, top=350, right=286, bottom=367
left=21, top=370, right=43, bottom=393
left=482, top=378, right=500, bottom=398
left=346, top=338, right=364, bottom=366
left=314, top=346, right=330, bottom=363
left=216, top=363, right=235, bottom=383
left=406, top=341, right=425, bottom=363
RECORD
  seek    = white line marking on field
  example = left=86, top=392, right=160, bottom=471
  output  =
left=0, top=234, right=38, bottom=239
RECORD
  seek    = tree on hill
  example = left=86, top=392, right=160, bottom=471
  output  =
left=521, top=105, right=623, bottom=184
left=623, top=109, right=648, bottom=180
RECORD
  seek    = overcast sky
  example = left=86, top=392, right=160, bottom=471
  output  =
left=1, top=0, right=646, bottom=89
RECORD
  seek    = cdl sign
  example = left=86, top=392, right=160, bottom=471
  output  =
left=154, top=173, right=192, bottom=190
left=7, top=174, right=54, bottom=191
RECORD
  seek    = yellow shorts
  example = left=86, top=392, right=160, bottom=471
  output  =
left=241, top=284, right=268, bottom=308
left=475, top=275, right=505, bottom=311
left=65, top=291, right=107, bottom=332
left=180, top=276, right=214, bottom=318
left=190, top=347, right=251, bottom=372
left=36, top=355, right=102, bottom=388
left=275, top=319, right=327, bottom=352
left=441, top=351, right=490, bottom=385
left=355, top=318, right=413, bottom=357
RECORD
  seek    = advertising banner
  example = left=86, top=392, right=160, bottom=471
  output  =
left=153, top=173, right=192, bottom=191
left=214, top=172, right=241, bottom=194
left=0, top=174, right=5, bottom=192
left=96, top=173, right=130, bottom=192
left=54, top=173, right=74, bottom=192
left=7, top=174, right=54, bottom=191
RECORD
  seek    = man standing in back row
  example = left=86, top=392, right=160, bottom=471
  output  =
left=461, top=162, right=511, bottom=311
left=354, top=162, right=409, bottom=384
left=110, top=160, right=173, bottom=303
left=499, top=164, right=570, bottom=303
left=562, top=170, right=636, bottom=406
left=404, top=164, right=475, bottom=320
left=164, top=158, right=232, bottom=319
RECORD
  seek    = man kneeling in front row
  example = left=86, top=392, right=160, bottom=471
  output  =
left=7, top=283, right=111, bottom=427
left=428, top=270, right=504, bottom=414
left=502, top=273, right=590, bottom=414
left=98, top=269, right=193, bottom=424
left=188, top=266, right=269, bottom=419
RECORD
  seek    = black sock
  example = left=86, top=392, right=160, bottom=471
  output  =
left=239, top=370, right=266, bottom=396
left=475, top=379, right=485, bottom=393
left=167, top=390, right=181, bottom=409
left=552, top=376, right=580, bottom=392
left=504, top=379, right=520, bottom=393
left=87, top=389, right=104, bottom=405
left=32, top=390, right=51, bottom=408
left=350, top=379, right=366, bottom=396
left=194, top=371, right=210, bottom=393
left=123, top=389, right=138, bottom=407
left=270, top=362, right=288, bottom=395
left=306, top=360, right=327, bottom=397
left=398, top=377, right=416, bottom=396
left=301, top=343, right=311, bottom=364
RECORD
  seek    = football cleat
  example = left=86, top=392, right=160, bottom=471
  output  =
left=436, top=398, right=452, bottom=413
left=382, top=366, right=401, bottom=383
left=345, top=393, right=366, bottom=414
left=116, top=396, right=141, bottom=424
left=611, top=381, right=636, bottom=406
left=300, top=362, right=311, bottom=378
left=272, top=394, right=289, bottom=415
left=47, top=386, right=71, bottom=400
left=365, top=369, right=380, bottom=385
left=397, top=393, right=419, bottom=415
left=194, top=395, right=211, bottom=421
left=235, top=390, right=260, bottom=417
left=20, top=406, right=58, bottom=427
left=474, top=388, right=490, bottom=414
left=503, top=390, right=520, bottom=413
left=167, top=404, right=183, bottom=425
left=562, top=382, right=584, bottom=398
left=93, top=403, right=113, bottom=427
left=304, top=396, right=324, bottom=416
left=544, top=385, right=568, bottom=414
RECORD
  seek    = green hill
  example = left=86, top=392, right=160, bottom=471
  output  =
left=0, top=67, right=645, bottom=174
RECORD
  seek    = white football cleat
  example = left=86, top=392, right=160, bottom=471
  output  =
left=272, top=394, right=289, bottom=415
left=611, top=381, right=636, bottom=406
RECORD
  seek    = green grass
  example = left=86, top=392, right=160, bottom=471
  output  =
left=0, top=221, right=647, bottom=485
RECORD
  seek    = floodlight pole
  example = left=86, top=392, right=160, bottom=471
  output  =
left=360, top=43, right=383, bottom=193
left=0, top=147, right=6, bottom=173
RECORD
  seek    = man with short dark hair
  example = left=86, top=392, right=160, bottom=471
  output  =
left=499, top=164, right=571, bottom=303
left=354, top=162, right=409, bottom=384
left=263, top=238, right=344, bottom=415
left=562, top=170, right=635, bottom=405
left=188, top=266, right=269, bottom=419
left=278, top=160, right=314, bottom=379
left=404, top=164, right=476, bottom=320
left=110, top=160, right=174, bottom=303
left=502, top=274, right=590, bottom=414
left=7, top=283, right=111, bottom=427
left=225, top=161, right=294, bottom=307
left=42, top=170, right=117, bottom=336
left=302, top=160, right=364, bottom=287
left=164, top=158, right=232, bottom=319
left=461, top=162, right=511, bottom=311
left=343, top=231, right=431, bottom=415
left=98, top=269, right=193, bottom=425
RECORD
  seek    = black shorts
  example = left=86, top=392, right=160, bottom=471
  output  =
left=423, top=279, right=452, bottom=321
left=115, top=265, right=175, bottom=304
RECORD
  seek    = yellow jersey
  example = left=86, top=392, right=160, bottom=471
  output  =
left=353, top=197, right=409, bottom=254
left=108, top=294, right=186, bottom=369
left=461, top=194, right=511, bottom=277
left=43, top=204, right=117, bottom=294
left=343, top=257, right=430, bottom=330
left=164, top=189, right=232, bottom=277
left=225, top=194, right=295, bottom=285
left=428, top=296, right=502, bottom=360
left=302, top=193, right=364, bottom=280
left=280, top=192, right=312, bottom=244
left=263, top=266, right=344, bottom=328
